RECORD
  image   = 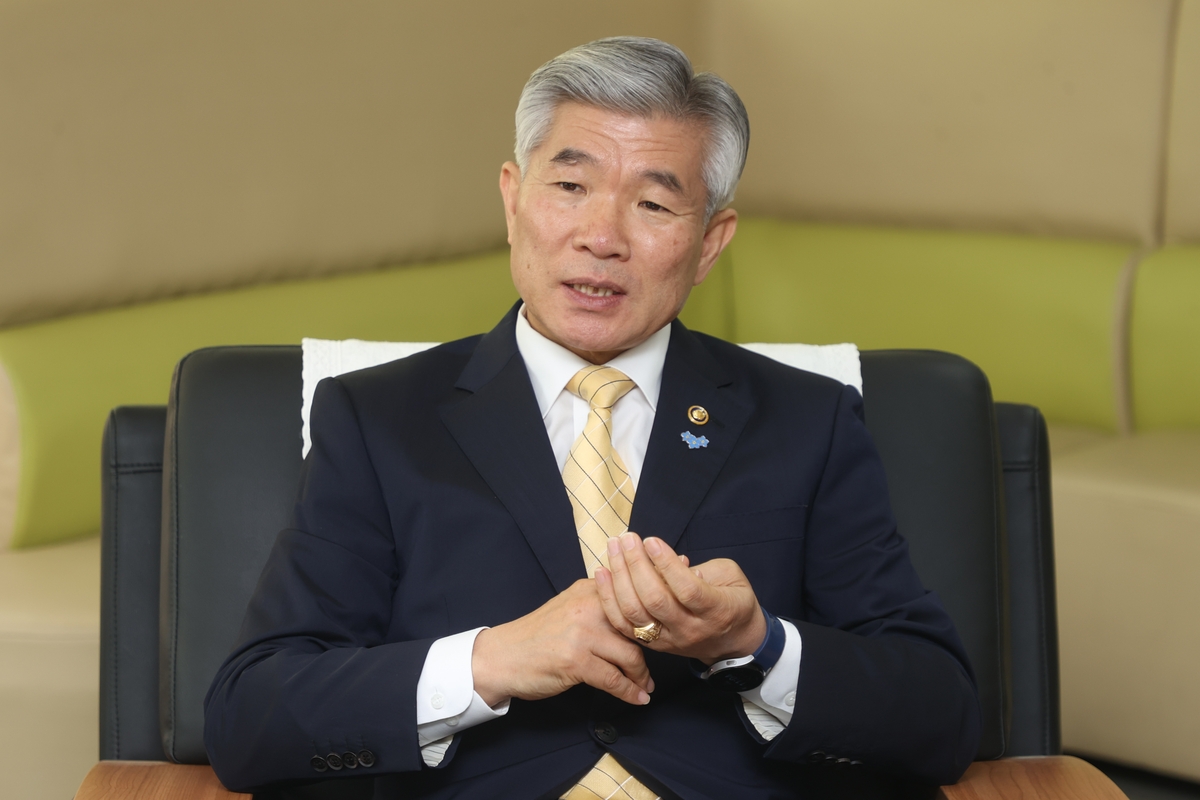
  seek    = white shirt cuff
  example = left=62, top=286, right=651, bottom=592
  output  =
left=416, top=628, right=510, bottom=761
left=739, top=618, right=801, bottom=739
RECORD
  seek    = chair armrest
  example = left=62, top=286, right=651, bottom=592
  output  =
left=74, top=761, right=249, bottom=799
left=940, top=756, right=1127, bottom=799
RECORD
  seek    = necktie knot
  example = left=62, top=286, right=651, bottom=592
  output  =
left=567, top=365, right=635, bottom=411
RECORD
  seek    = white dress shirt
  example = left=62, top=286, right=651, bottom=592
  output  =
left=414, top=309, right=802, bottom=764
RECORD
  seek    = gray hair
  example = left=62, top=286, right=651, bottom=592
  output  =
left=514, top=37, right=750, bottom=221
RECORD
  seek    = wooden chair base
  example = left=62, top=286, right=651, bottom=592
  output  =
left=940, top=756, right=1128, bottom=799
left=74, top=761, right=249, bottom=800
left=75, top=755, right=1127, bottom=799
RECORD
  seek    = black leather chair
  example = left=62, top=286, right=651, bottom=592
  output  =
left=95, top=346, right=1069, bottom=798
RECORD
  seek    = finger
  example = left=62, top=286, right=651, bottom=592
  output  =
left=594, top=567, right=634, bottom=634
left=607, top=537, right=658, bottom=627
left=679, top=554, right=690, bottom=567
left=584, top=655, right=651, bottom=706
left=594, top=634, right=654, bottom=692
left=643, top=537, right=715, bottom=613
left=619, top=533, right=687, bottom=625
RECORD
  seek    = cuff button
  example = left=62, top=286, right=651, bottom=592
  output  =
left=807, top=751, right=826, bottom=764
left=342, top=751, right=359, bottom=769
left=310, top=755, right=328, bottom=773
left=357, top=750, right=376, bottom=768
left=326, top=753, right=344, bottom=771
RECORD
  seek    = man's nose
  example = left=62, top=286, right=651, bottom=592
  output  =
left=573, top=195, right=631, bottom=261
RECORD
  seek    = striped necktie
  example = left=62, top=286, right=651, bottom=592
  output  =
left=562, top=365, right=637, bottom=577
left=559, top=366, right=660, bottom=800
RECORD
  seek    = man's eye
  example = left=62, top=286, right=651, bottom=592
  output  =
left=558, top=182, right=581, bottom=192
left=640, top=200, right=666, bottom=212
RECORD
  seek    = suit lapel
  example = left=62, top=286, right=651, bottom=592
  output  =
left=629, top=323, right=754, bottom=551
left=439, top=307, right=584, bottom=593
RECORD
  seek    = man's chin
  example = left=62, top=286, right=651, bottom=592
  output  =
left=556, top=330, right=644, bottom=363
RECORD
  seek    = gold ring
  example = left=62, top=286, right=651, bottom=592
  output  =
left=632, top=621, right=662, bottom=643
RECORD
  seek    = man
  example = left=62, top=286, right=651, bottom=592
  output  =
left=205, top=38, right=980, bottom=799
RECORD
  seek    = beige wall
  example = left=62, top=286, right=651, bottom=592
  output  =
left=0, top=0, right=701, bottom=327
left=703, top=0, right=1177, bottom=244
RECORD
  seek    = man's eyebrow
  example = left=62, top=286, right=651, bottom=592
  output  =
left=642, top=169, right=685, bottom=196
left=549, top=148, right=595, bottom=166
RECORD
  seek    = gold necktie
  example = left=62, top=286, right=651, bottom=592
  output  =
left=561, top=752, right=660, bottom=800
left=562, top=365, right=637, bottom=577
left=560, top=367, right=660, bottom=800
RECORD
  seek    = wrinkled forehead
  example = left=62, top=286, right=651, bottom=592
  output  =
left=536, top=102, right=709, bottom=180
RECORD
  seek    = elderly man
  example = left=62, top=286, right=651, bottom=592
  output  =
left=205, top=37, right=980, bottom=799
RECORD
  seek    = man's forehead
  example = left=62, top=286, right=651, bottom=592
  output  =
left=537, top=106, right=703, bottom=190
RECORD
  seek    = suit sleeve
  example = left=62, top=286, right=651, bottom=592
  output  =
left=763, top=384, right=982, bottom=785
left=204, top=377, right=434, bottom=791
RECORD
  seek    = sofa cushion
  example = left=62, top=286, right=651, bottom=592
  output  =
left=725, top=219, right=1133, bottom=430
left=1052, top=430, right=1200, bottom=781
left=708, top=0, right=1177, bottom=244
left=1164, top=0, right=1200, bottom=243
left=1130, top=245, right=1200, bottom=430
left=0, top=535, right=99, bottom=799
left=0, top=250, right=517, bottom=549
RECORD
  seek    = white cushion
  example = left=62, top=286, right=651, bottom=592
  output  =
left=301, top=338, right=862, bottom=458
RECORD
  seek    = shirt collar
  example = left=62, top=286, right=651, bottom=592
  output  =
left=515, top=304, right=671, bottom=418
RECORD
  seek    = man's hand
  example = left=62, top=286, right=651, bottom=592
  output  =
left=595, top=533, right=767, bottom=664
left=471, top=578, right=654, bottom=708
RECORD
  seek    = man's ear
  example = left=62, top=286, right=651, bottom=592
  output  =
left=693, top=208, right=738, bottom=286
left=499, top=162, right=522, bottom=245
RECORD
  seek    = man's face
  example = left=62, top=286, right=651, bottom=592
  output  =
left=500, top=102, right=738, bottom=363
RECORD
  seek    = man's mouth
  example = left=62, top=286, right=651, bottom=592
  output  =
left=568, top=282, right=621, bottom=297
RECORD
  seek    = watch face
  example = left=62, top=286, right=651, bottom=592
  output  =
left=707, top=665, right=766, bottom=692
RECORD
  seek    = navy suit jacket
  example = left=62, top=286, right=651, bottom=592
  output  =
left=205, top=306, right=981, bottom=798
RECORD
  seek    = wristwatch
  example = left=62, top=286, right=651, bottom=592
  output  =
left=691, top=607, right=787, bottom=692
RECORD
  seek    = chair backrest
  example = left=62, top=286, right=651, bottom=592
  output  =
left=100, top=345, right=1059, bottom=764
left=858, top=350, right=1008, bottom=759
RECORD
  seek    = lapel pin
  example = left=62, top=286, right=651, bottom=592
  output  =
left=681, top=431, right=709, bottom=449
left=687, top=405, right=709, bottom=425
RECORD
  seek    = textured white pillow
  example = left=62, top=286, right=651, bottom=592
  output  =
left=301, top=338, right=862, bottom=458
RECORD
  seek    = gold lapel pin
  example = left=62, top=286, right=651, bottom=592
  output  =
left=687, top=405, right=709, bottom=425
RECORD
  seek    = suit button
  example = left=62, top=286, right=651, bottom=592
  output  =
left=836, top=758, right=853, bottom=769
left=326, top=753, right=344, bottom=771
left=807, top=750, right=826, bottom=764
left=851, top=760, right=865, bottom=769
left=594, top=722, right=618, bottom=744
left=310, top=755, right=328, bottom=772
left=357, top=750, right=376, bottom=768
left=342, top=751, right=359, bottom=769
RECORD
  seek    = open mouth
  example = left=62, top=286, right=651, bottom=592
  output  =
left=567, top=282, right=623, bottom=298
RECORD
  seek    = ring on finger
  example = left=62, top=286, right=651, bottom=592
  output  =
left=632, top=620, right=662, bottom=643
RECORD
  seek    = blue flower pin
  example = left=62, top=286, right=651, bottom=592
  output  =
left=680, top=430, right=710, bottom=449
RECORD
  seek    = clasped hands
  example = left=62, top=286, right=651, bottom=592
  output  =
left=472, top=533, right=766, bottom=708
